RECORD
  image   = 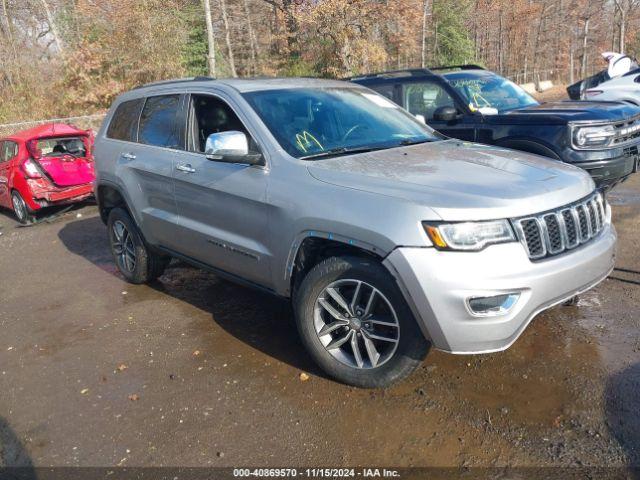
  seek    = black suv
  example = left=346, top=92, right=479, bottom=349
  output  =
left=350, top=66, right=640, bottom=188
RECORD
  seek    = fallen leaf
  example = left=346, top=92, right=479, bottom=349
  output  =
left=299, top=372, right=310, bottom=382
left=128, top=394, right=139, bottom=401
left=80, top=388, right=89, bottom=395
left=116, top=364, right=128, bottom=372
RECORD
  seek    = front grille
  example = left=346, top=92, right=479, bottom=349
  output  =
left=513, top=192, right=606, bottom=260
left=612, top=115, right=640, bottom=146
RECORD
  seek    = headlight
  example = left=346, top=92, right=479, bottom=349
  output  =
left=573, top=124, right=616, bottom=148
left=423, top=220, right=516, bottom=251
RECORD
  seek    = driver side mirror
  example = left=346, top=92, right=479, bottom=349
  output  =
left=205, top=131, right=264, bottom=166
left=433, top=106, right=460, bottom=122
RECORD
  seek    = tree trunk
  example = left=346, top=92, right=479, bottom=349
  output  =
left=620, top=11, right=626, bottom=53
left=581, top=17, right=589, bottom=79
left=421, top=0, right=430, bottom=68
left=1, top=0, right=12, bottom=42
left=243, top=0, right=258, bottom=74
left=203, top=0, right=216, bottom=77
left=38, top=0, right=64, bottom=52
left=220, top=0, right=237, bottom=77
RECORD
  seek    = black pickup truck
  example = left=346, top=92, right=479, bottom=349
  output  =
left=350, top=66, right=640, bottom=188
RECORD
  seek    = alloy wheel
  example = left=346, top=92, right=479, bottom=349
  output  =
left=112, top=220, right=137, bottom=273
left=313, top=279, right=400, bottom=369
left=11, top=193, right=27, bottom=223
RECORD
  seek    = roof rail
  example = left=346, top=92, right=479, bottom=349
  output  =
left=133, top=76, right=216, bottom=90
left=430, top=64, right=485, bottom=72
left=347, top=68, right=434, bottom=81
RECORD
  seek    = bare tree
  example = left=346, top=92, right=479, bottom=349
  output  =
left=220, top=0, right=237, bottom=77
left=243, top=0, right=259, bottom=73
left=203, top=0, right=216, bottom=76
left=581, top=17, right=590, bottom=78
left=613, top=0, right=640, bottom=53
left=420, top=0, right=431, bottom=68
left=38, top=0, right=64, bottom=52
left=1, top=0, right=12, bottom=41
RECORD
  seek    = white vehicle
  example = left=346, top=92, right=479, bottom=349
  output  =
left=568, top=53, right=640, bottom=105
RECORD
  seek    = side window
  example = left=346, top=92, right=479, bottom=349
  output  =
left=138, top=95, right=181, bottom=148
left=403, top=82, right=456, bottom=121
left=0, top=141, right=18, bottom=163
left=188, top=94, right=255, bottom=153
left=106, top=98, right=144, bottom=142
left=371, top=84, right=396, bottom=102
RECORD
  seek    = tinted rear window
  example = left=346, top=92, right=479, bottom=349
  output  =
left=106, top=98, right=144, bottom=142
left=138, top=95, right=181, bottom=148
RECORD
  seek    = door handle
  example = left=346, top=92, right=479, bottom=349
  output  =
left=121, top=152, right=136, bottom=160
left=176, top=163, right=196, bottom=173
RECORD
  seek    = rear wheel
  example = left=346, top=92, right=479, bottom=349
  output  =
left=107, top=207, right=170, bottom=284
left=294, top=256, right=430, bottom=388
left=11, top=191, right=35, bottom=225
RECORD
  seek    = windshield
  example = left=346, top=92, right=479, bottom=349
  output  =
left=243, top=88, right=440, bottom=159
left=444, top=72, right=539, bottom=113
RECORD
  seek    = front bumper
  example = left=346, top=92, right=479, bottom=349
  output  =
left=565, top=145, right=638, bottom=188
left=384, top=223, right=617, bottom=354
left=576, top=155, right=636, bottom=188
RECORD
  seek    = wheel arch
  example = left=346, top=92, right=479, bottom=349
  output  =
left=96, top=182, right=133, bottom=225
left=285, top=231, right=388, bottom=297
left=495, top=138, right=561, bottom=160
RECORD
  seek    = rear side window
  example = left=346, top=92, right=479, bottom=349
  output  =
left=107, top=99, right=144, bottom=142
left=138, top=95, right=181, bottom=148
left=371, top=84, right=396, bottom=102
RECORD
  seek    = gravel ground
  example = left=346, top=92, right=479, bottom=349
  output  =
left=0, top=175, right=639, bottom=470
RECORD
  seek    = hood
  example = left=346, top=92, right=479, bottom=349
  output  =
left=505, top=100, right=640, bottom=123
left=306, top=140, right=595, bottom=221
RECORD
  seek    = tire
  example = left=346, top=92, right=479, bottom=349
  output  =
left=562, top=295, right=579, bottom=306
left=294, top=256, right=430, bottom=388
left=11, top=191, right=36, bottom=225
left=107, top=207, right=170, bottom=284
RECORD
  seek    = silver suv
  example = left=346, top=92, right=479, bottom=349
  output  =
left=94, top=77, right=617, bottom=387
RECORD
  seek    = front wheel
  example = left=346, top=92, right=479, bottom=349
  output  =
left=11, top=191, right=36, bottom=225
left=294, top=256, right=429, bottom=388
left=107, top=207, right=170, bottom=284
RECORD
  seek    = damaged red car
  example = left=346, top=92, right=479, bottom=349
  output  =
left=0, top=123, right=95, bottom=224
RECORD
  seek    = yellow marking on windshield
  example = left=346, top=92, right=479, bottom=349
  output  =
left=295, top=131, right=324, bottom=152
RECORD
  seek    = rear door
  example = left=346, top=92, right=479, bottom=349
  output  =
left=400, top=80, right=478, bottom=141
left=31, top=135, right=95, bottom=187
left=105, top=94, right=184, bottom=250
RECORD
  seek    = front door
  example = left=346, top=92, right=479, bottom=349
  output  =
left=401, top=81, right=477, bottom=142
left=172, top=93, right=271, bottom=286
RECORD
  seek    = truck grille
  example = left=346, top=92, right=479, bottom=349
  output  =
left=513, top=192, right=606, bottom=260
left=612, top=115, right=640, bottom=146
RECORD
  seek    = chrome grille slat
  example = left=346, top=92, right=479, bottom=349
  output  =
left=513, top=192, right=606, bottom=260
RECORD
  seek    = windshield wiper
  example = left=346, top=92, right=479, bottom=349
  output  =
left=398, top=138, right=433, bottom=146
left=299, top=145, right=389, bottom=160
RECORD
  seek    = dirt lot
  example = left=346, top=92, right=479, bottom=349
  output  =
left=0, top=176, right=639, bottom=470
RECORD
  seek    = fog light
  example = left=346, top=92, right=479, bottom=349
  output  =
left=467, top=293, right=520, bottom=316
